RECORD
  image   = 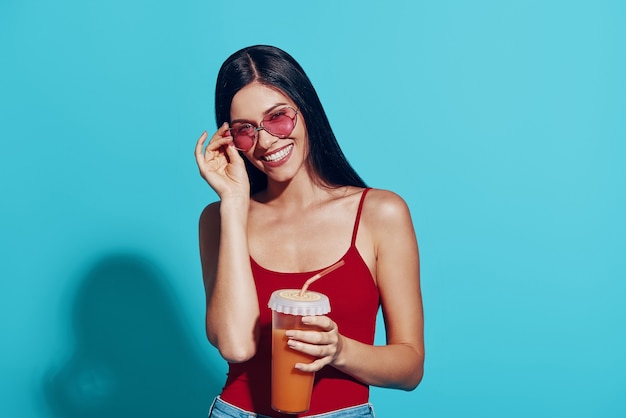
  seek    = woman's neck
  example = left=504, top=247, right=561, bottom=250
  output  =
left=260, top=175, right=336, bottom=211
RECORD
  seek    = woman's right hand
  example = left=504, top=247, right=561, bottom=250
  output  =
left=195, top=123, right=250, bottom=199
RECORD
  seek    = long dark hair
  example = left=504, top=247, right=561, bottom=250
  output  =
left=215, top=45, right=367, bottom=195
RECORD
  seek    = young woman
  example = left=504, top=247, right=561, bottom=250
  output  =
left=195, top=45, right=424, bottom=417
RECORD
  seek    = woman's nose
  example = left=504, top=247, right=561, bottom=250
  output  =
left=256, top=128, right=279, bottom=149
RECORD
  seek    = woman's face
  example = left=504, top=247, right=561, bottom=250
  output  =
left=229, top=82, right=309, bottom=185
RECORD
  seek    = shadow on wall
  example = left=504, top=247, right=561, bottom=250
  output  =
left=43, top=253, right=223, bottom=417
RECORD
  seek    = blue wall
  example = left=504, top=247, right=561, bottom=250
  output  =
left=1, top=1, right=624, bottom=416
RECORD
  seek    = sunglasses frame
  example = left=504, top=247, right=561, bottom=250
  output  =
left=227, top=106, right=299, bottom=151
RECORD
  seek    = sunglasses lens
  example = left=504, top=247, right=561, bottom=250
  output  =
left=231, top=125, right=255, bottom=151
left=263, top=107, right=296, bottom=138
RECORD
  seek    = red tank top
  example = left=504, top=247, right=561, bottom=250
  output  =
left=220, top=188, right=379, bottom=417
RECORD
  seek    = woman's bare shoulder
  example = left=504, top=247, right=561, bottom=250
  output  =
left=362, top=188, right=412, bottom=222
left=199, top=201, right=221, bottom=229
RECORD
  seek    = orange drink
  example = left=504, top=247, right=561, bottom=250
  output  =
left=268, top=290, right=331, bottom=414
left=271, top=327, right=316, bottom=413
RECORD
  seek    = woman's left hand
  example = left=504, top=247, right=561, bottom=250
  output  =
left=285, top=316, right=343, bottom=372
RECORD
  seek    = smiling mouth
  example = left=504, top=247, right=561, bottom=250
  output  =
left=261, top=144, right=293, bottom=162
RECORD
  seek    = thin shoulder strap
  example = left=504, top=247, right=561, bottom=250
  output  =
left=351, top=188, right=371, bottom=246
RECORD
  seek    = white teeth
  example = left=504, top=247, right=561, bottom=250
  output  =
left=264, top=145, right=293, bottom=162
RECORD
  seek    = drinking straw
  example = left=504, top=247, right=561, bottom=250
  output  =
left=299, top=260, right=345, bottom=296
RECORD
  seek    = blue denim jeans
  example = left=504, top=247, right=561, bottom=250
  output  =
left=208, top=396, right=376, bottom=418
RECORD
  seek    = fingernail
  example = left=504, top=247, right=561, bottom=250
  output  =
left=285, top=330, right=295, bottom=337
left=302, top=317, right=312, bottom=324
left=287, top=340, right=296, bottom=348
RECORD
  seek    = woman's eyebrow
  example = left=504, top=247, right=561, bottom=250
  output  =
left=231, top=103, right=291, bottom=124
left=263, top=103, right=290, bottom=115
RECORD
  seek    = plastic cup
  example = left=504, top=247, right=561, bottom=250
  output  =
left=268, top=289, right=331, bottom=414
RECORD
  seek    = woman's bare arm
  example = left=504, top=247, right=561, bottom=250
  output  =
left=196, top=129, right=260, bottom=362
left=287, top=190, right=424, bottom=389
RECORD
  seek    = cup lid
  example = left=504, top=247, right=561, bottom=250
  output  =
left=268, top=289, right=331, bottom=316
